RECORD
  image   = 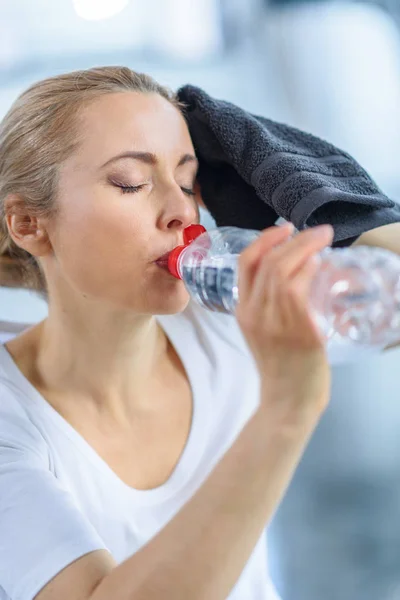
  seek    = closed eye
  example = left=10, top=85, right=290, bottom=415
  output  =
left=114, top=183, right=145, bottom=194
left=180, top=187, right=196, bottom=197
left=113, top=183, right=196, bottom=197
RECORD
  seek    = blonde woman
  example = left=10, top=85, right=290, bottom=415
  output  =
left=0, top=66, right=334, bottom=600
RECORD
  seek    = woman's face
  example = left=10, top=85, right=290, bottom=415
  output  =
left=45, top=91, right=201, bottom=314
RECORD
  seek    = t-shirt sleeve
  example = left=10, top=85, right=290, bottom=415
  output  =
left=0, top=399, right=108, bottom=600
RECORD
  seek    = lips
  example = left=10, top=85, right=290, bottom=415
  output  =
left=155, top=251, right=172, bottom=263
left=154, top=251, right=175, bottom=269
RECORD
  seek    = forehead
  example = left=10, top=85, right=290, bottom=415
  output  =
left=73, top=91, right=193, bottom=167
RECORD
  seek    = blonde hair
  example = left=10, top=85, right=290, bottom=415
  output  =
left=0, top=66, right=182, bottom=299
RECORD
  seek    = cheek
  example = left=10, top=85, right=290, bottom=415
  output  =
left=53, top=192, right=147, bottom=294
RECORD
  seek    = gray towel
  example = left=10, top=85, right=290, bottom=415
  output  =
left=177, top=85, right=400, bottom=247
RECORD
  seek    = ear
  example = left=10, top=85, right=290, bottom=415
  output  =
left=4, top=194, right=51, bottom=257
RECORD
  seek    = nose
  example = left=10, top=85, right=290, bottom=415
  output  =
left=159, top=185, right=200, bottom=231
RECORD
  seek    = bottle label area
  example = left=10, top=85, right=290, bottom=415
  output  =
left=182, top=264, right=238, bottom=314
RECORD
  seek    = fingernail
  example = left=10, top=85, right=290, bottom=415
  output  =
left=312, top=224, right=333, bottom=236
left=282, top=222, right=295, bottom=234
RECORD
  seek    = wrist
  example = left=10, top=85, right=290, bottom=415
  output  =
left=256, top=390, right=328, bottom=438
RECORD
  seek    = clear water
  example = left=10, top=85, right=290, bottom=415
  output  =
left=182, top=260, right=238, bottom=314
left=181, top=252, right=400, bottom=346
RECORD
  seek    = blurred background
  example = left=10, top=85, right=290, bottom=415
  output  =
left=1, top=1, right=400, bottom=598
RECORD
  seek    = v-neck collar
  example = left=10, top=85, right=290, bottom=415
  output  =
left=0, top=313, right=210, bottom=506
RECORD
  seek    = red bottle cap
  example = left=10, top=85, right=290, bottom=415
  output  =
left=183, top=224, right=206, bottom=244
left=168, top=224, right=207, bottom=279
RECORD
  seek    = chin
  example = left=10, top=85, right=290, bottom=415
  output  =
left=151, top=289, right=191, bottom=315
left=122, top=283, right=191, bottom=315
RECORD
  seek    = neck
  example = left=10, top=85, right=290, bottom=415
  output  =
left=30, top=302, right=169, bottom=422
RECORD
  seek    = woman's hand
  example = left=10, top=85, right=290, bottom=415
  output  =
left=235, top=222, right=335, bottom=422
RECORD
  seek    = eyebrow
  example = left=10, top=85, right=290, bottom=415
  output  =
left=100, top=151, right=199, bottom=170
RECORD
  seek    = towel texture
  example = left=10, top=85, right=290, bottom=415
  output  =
left=177, top=85, right=400, bottom=246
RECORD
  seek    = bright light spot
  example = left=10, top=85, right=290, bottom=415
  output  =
left=72, top=0, right=129, bottom=21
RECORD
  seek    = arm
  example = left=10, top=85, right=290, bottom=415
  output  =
left=351, top=222, right=400, bottom=257
left=38, top=402, right=320, bottom=600
left=351, top=222, right=400, bottom=352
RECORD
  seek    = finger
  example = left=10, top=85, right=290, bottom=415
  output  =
left=289, top=255, right=321, bottom=300
left=246, top=228, right=327, bottom=314
left=267, top=225, right=334, bottom=280
left=244, top=248, right=320, bottom=328
left=273, top=255, right=325, bottom=346
left=244, top=235, right=297, bottom=324
left=238, top=223, right=294, bottom=306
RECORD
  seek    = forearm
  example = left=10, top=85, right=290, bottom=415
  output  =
left=91, top=400, right=321, bottom=600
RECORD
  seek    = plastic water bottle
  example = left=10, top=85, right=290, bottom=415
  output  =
left=162, top=224, right=400, bottom=347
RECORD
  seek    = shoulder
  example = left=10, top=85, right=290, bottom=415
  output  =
left=0, top=377, right=49, bottom=463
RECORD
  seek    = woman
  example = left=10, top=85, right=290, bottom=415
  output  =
left=0, top=66, right=333, bottom=600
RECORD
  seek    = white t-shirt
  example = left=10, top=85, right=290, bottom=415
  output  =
left=0, top=299, right=282, bottom=600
